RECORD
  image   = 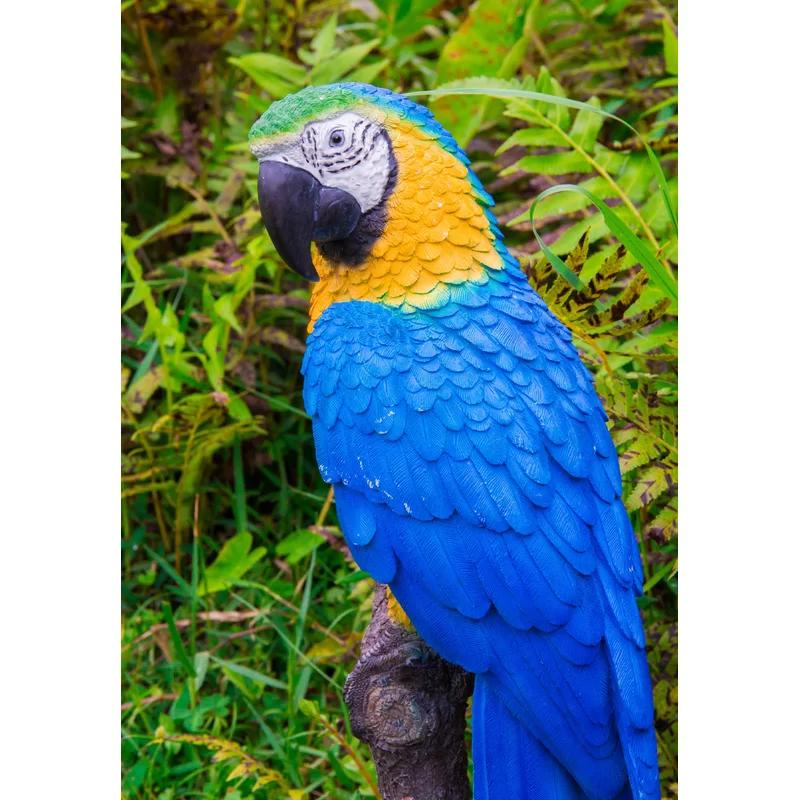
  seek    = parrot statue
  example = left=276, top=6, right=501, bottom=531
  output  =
left=249, top=83, right=660, bottom=800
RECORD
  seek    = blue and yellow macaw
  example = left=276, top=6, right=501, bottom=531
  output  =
left=249, top=84, right=660, bottom=800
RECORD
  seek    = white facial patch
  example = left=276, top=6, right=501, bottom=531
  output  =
left=264, top=112, right=392, bottom=213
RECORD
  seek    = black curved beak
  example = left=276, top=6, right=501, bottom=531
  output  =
left=257, top=161, right=361, bottom=282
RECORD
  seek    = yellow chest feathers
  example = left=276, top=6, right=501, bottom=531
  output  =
left=308, top=120, right=503, bottom=329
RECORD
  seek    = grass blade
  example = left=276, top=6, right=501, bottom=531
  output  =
left=211, top=655, right=288, bottom=691
left=161, top=601, right=196, bottom=678
left=410, top=80, right=678, bottom=235
left=530, top=183, right=678, bottom=303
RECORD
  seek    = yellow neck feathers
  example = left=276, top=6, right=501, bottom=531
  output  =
left=308, top=119, right=503, bottom=329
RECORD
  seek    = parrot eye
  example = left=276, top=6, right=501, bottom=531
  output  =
left=328, top=129, right=346, bottom=147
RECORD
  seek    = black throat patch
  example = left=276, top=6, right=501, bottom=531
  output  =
left=316, top=131, right=398, bottom=268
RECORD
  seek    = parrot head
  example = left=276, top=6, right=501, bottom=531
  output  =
left=249, top=83, right=509, bottom=326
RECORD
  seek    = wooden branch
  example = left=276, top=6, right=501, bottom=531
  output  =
left=344, top=585, right=473, bottom=800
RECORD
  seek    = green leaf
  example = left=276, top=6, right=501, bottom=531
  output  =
left=161, top=602, right=196, bottom=677
left=211, top=656, right=288, bottom=691
left=194, top=651, right=210, bottom=690
left=276, top=528, right=326, bottom=565
left=308, top=14, right=338, bottom=63
left=122, top=282, right=149, bottom=314
left=662, top=17, right=678, bottom=75
left=348, top=58, right=390, bottom=85
left=505, top=151, right=593, bottom=176
left=229, top=54, right=306, bottom=97
left=198, top=532, right=266, bottom=596
left=309, top=39, right=380, bottom=85
left=497, top=128, right=566, bottom=151
left=394, top=0, right=441, bottom=39
left=627, top=464, right=673, bottom=511
left=646, top=504, right=678, bottom=542
left=226, top=393, right=253, bottom=422
left=214, top=294, right=242, bottom=334
left=297, top=698, right=319, bottom=719
left=643, top=558, right=678, bottom=593
left=507, top=176, right=612, bottom=226
left=568, top=98, right=604, bottom=149
left=335, top=568, right=370, bottom=586
left=152, top=92, right=178, bottom=137
left=413, top=79, right=678, bottom=233
left=531, top=233, right=584, bottom=290
left=432, top=0, right=528, bottom=145
left=232, top=435, right=248, bottom=535
left=136, top=562, right=157, bottom=586
left=125, top=365, right=164, bottom=414
left=530, top=183, right=677, bottom=303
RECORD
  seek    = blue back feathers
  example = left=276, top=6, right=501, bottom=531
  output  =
left=298, top=84, right=661, bottom=800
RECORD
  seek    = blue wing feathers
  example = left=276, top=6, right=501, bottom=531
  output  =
left=545, top=492, right=592, bottom=551
left=479, top=534, right=559, bottom=630
left=302, top=286, right=660, bottom=799
left=390, top=558, right=493, bottom=673
left=436, top=457, right=485, bottom=526
left=448, top=457, right=509, bottom=530
left=394, top=518, right=489, bottom=620
left=538, top=519, right=596, bottom=577
left=467, top=426, right=507, bottom=466
left=333, top=487, right=377, bottom=546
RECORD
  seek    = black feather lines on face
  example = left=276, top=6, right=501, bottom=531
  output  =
left=300, top=127, right=320, bottom=171
left=317, top=129, right=397, bottom=268
left=319, top=120, right=372, bottom=175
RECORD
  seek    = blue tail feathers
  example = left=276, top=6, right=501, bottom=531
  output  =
left=473, top=676, right=589, bottom=800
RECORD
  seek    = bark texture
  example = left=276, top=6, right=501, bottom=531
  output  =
left=344, top=585, right=474, bottom=800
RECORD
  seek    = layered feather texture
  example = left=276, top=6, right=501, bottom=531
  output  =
left=302, top=264, right=660, bottom=799
left=262, top=82, right=662, bottom=800
left=305, top=84, right=504, bottom=326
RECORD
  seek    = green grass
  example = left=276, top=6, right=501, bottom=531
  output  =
left=122, top=2, right=678, bottom=797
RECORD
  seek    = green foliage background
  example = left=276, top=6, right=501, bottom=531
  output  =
left=122, top=1, right=677, bottom=797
